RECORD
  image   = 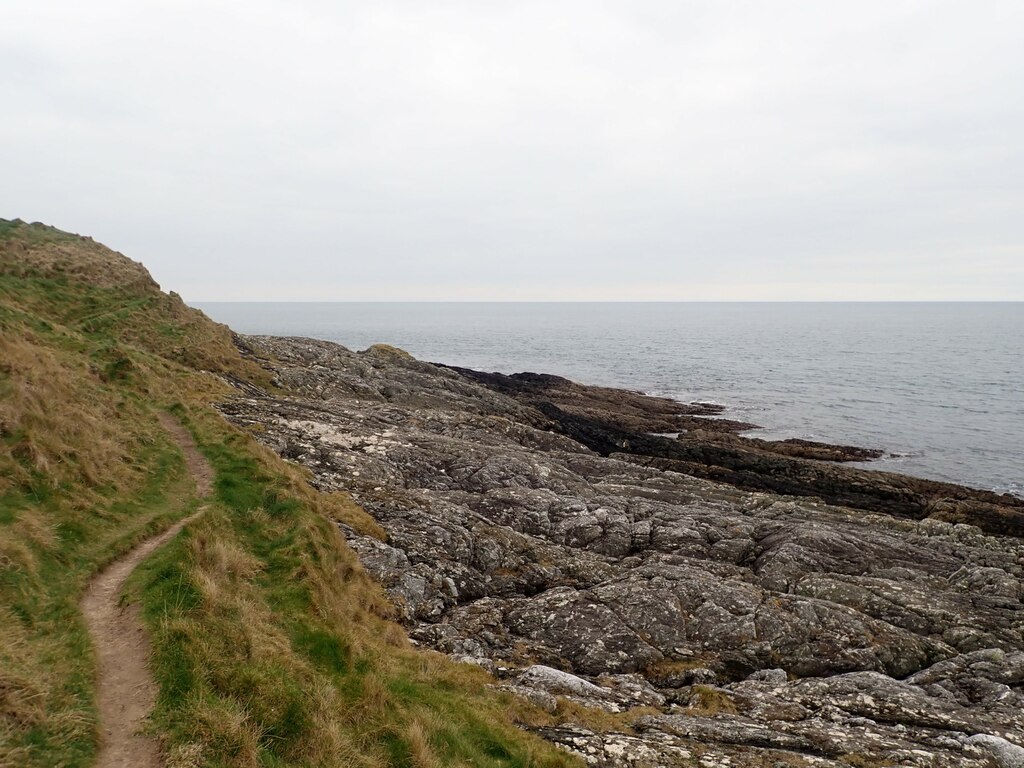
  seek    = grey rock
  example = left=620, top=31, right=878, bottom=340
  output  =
left=747, top=668, right=787, bottom=685
left=965, top=734, right=1024, bottom=768
left=218, top=334, right=1024, bottom=766
left=518, top=665, right=610, bottom=698
left=531, top=724, right=694, bottom=767
left=497, top=683, right=559, bottom=714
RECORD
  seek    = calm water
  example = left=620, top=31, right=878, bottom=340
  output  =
left=197, top=302, right=1023, bottom=497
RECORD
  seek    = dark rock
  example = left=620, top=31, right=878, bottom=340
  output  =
left=217, top=334, right=1024, bottom=766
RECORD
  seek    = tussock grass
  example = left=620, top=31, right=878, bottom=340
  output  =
left=0, top=218, right=271, bottom=387
left=685, top=686, right=738, bottom=716
left=504, top=693, right=663, bottom=736
left=1, top=220, right=577, bottom=767
left=0, top=219, right=253, bottom=767
left=0, top=419, right=194, bottom=767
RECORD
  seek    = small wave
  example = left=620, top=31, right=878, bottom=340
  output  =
left=886, top=451, right=924, bottom=459
left=994, top=482, right=1024, bottom=500
left=725, top=403, right=770, bottom=414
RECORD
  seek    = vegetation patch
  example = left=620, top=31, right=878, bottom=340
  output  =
left=0, top=219, right=576, bottom=767
left=133, top=407, right=575, bottom=767
left=685, top=686, right=738, bottom=717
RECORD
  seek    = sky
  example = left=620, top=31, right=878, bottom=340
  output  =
left=2, top=1, right=1023, bottom=301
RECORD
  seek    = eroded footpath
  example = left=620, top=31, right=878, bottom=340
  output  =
left=80, top=414, right=213, bottom=768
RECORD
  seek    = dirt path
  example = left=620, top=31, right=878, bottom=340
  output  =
left=80, top=414, right=214, bottom=768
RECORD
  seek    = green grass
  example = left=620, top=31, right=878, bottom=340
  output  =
left=131, top=409, right=576, bottom=767
left=0, top=222, right=268, bottom=767
left=2, top=220, right=578, bottom=768
left=0, top=426, right=197, bottom=768
left=0, top=218, right=79, bottom=244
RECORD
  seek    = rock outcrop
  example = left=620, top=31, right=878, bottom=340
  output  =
left=221, top=335, right=1024, bottom=767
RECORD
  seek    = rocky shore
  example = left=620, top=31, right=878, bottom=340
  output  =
left=222, top=334, right=1024, bottom=767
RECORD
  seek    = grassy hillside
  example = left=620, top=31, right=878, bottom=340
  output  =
left=0, top=219, right=577, bottom=768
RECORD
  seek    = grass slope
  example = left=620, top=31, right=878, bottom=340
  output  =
left=0, top=219, right=577, bottom=768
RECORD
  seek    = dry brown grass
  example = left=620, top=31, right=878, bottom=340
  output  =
left=685, top=685, right=738, bottom=716
left=503, top=687, right=662, bottom=735
left=365, top=343, right=415, bottom=360
left=0, top=219, right=156, bottom=291
left=1, top=218, right=271, bottom=389
left=0, top=333, right=137, bottom=496
left=0, top=607, right=52, bottom=756
left=1, top=219, right=580, bottom=768
left=319, top=489, right=389, bottom=540
left=0, top=251, right=214, bottom=765
left=123, top=396, right=577, bottom=767
left=406, top=718, right=440, bottom=768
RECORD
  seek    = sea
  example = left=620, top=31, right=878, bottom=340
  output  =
left=195, top=302, right=1023, bottom=498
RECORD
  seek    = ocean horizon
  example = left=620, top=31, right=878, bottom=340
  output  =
left=196, top=300, right=1024, bottom=498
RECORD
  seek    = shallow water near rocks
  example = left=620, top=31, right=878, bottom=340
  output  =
left=197, top=301, right=1023, bottom=497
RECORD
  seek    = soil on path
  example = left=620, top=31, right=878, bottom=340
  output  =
left=80, top=414, right=214, bottom=768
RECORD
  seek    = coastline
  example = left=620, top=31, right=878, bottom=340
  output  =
left=6, top=210, right=1021, bottom=766
left=221, top=332, right=1024, bottom=767
left=196, top=300, right=1024, bottom=498
left=436, top=363, right=1024, bottom=537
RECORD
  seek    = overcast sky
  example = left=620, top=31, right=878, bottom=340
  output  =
left=2, top=1, right=1022, bottom=300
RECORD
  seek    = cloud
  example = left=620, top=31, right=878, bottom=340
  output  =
left=2, top=0, right=1022, bottom=299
